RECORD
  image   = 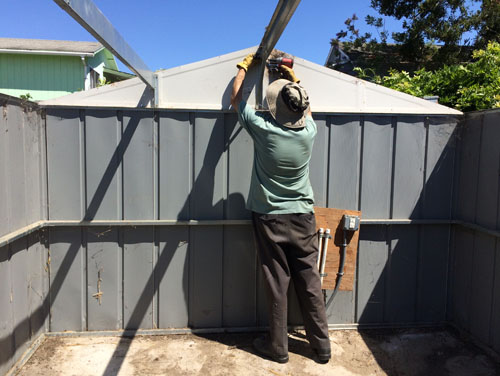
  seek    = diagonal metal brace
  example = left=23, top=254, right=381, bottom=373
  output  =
left=255, top=0, right=301, bottom=108
left=53, top=0, right=155, bottom=90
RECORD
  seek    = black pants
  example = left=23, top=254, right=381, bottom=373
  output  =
left=252, top=212, right=330, bottom=356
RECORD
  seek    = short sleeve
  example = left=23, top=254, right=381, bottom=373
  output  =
left=238, top=101, right=265, bottom=136
left=305, top=115, right=317, bottom=137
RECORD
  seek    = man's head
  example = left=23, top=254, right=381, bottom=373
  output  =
left=265, top=79, right=310, bottom=129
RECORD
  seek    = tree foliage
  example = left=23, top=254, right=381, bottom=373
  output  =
left=334, top=0, right=500, bottom=70
left=356, top=42, right=500, bottom=111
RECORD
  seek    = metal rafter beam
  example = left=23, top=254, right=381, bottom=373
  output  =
left=53, top=0, right=154, bottom=89
left=255, top=0, right=301, bottom=107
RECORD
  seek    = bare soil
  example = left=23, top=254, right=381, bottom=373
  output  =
left=16, top=328, right=500, bottom=376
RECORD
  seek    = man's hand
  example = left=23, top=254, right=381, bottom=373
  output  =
left=280, top=65, right=300, bottom=83
left=236, top=53, right=257, bottom=72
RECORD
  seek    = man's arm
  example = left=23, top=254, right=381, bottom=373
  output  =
left=230, top=68, right=246, bottom=110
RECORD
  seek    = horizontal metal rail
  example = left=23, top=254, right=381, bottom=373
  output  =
left=1, top=218, right=499, bottom=249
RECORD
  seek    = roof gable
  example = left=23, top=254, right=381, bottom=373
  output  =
left=40, top=46, right=462, bottom=115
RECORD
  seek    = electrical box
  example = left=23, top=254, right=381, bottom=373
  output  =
left=343, top=215, right=360, bottom=231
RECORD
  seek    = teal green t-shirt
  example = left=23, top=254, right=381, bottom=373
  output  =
left=237, top=101, right=317, bottom=214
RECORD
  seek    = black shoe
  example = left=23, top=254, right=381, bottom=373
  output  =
left=313, top=348, right=331, bottom=364
left=252, top=336, right=289, bottom=364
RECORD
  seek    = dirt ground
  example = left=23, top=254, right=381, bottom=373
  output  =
left=16, top=328, right=500, bottom=376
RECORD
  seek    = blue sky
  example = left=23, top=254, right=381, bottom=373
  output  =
left=1, top=1, right=403, bottom=72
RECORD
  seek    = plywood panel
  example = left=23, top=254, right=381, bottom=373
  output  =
left=191, top=114, right=225, bottom=220
left=85, top=111, right=120, bottom=220
left=360, top=117, right=393, bottom=218
left=314, top=207, right=361, bottom=291
left=189, top=226, right=223, bottom=328
left=325, top=290, right=354, bottom=324
left=123, top=227, right=154, bottom=329
left=309, top=115, right=328, bottom=207
left=122, top=112, right=154, bottom=220
left=392, top=117, right=425, bottom=218
left=423, top=118, right=457, bottom=219
left=49, top=227, right=84, bottom=331
left=386, top=226, right=418, bottom=323
left=223, top=226, right=256, bottom=327
left=226, top=113, right=253, bottom=220
left=87, top=227, right=121, bottom=331
left=159, top=112, right=191, bottom=220
left=46, top=110, right=82, bottom=220
left=356, top=225, right=387, bottom=323
left=157, top=226, right=189, bottom=328
left=469, top=233, right=496, bottom=344
left=328, top=116, right=361, bottom=210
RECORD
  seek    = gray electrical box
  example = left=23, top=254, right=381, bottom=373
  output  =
left=343, top=215, right=360, bottom=231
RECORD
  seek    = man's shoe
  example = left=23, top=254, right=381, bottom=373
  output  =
left=313, top=348, right=331, bottom=364
left=252, top=336, right=289, bottom=364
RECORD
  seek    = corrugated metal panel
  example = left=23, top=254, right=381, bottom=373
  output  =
left=46, top=109, right=83, bottom=220
left=360, top=117, right=393, bottom=219
left=87, top=227, right=121, bottom=331
left=386, top=226, right=419, bottom=323
left=49, top=227, right=85, bottom=332
left=85, top=111, right=120, bottom=220
left=475, top=112, right=500, bottom=229
left=226, top=113, right=253, bottom=220
left=122, top=112, right=154, bottom=220
left=456, top=115, right=482, bottom=222
left=423, top=118, right=457, bottom=219
left=6, top=106, right=27, bottom=233
left=417, top=225, right=449, bottom=322
left=159, top=112, right=191, bottom=220
left=157, top=226, right=189, bottom=328
left=122, top=227, right=154, bottom=330
left=10, top=238, right=31, bottom=361
left=189, top=226, right=223, bottom=328
left=492, top=240, right=500, bottom=353
left=0, top=245, right=14, bottom=375
left=392, top=117, right=425, bottom=219
left=469, top=233, right=496, bottom=344
left=0, top=104, right=8, bottom=237
left=309, top=115, right=328, bottom=207
left=222, top=226, right=257, bottom=327
left=357, top=225, right=387, bottom=323
left=191, top=114, right=225, bottom=220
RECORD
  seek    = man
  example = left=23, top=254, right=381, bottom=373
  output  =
left=230, top=53, right=331, bottom=364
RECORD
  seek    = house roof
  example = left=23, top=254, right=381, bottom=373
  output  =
left=39, top=46, right=462, bottom=115
left=0, top=38, right=103, bottom=56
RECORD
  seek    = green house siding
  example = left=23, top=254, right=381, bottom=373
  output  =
left=0, top=54, right=85, bottom=101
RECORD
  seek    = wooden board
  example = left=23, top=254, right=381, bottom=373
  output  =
left=314, top=207, right=361, bottom=291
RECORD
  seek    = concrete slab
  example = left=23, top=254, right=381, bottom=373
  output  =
left=16, top=329, right=500, bottom=376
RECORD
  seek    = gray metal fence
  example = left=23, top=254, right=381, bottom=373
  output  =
left=3, top=96, right=481, bottom=374
left=450, top=109, right=500, bottom=354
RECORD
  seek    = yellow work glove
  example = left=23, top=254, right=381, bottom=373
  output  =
left=280, top=65, right=300, bottom=83
left=236, top=53, right=256, bottom=72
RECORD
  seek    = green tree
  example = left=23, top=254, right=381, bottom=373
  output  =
left=357, top=42, right=500, bottom=111
left=333, top=0, right=500, bottom=71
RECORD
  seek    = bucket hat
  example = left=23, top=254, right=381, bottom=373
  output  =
left=265, top=79, right=310, bottom=128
